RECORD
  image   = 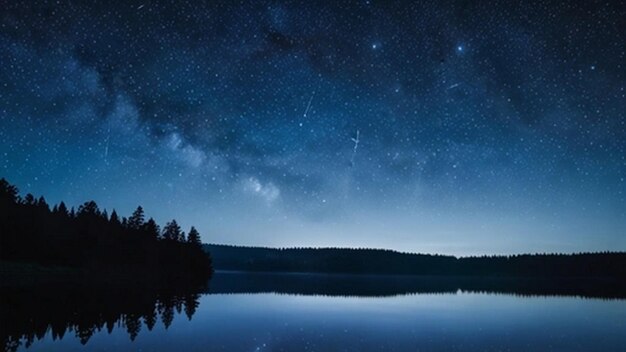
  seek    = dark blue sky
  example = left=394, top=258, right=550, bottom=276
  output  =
left=1, top=1, right=624, bottom=255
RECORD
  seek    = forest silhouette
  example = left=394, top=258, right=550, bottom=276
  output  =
left=0, top=178, right=212, bottom=282
left=206, top=244, right=626, bottom=278
left=2, top=176, right=623, bottom=281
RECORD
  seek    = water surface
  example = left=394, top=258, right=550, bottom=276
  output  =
left=3, top=272, right=625, bottom=351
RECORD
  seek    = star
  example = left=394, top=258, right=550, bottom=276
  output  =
left=0, top=0, right=622, bottom=254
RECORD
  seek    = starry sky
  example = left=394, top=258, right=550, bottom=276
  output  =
left=1, top=1, right=624, bottom=255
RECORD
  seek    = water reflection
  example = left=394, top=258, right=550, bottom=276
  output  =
left=1, top=283, right=204, bottom=352
left=2, top=272, right=625, bottom=351
left=208, top=271, right=626, bottom=298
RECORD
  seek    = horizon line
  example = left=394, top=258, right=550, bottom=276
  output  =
left=204, top=242, right=625, bottom=259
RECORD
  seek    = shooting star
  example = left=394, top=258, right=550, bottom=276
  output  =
left=137, top=4, right=145, bottom=10
left=103, top=126, right=110, bottom=165
left=303, top=92, right=315, bottom=118
left=447, top=83, right=461, bottom=90
left=350, top=129, right=360, bottom=166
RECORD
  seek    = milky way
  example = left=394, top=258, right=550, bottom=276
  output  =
left=1, top=1, right=624, bottom=254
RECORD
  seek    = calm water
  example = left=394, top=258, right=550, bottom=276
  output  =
left=3, top=272, right=626, bottom=351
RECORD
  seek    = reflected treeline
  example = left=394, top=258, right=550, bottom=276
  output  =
left=208, top=271, right=626, bottom=299
left=0, top=282, right=204, bottom=352
left=3, top=273, right=625, bottom=351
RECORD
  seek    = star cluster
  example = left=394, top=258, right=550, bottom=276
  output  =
left=1, top=1, right=624, bottom=254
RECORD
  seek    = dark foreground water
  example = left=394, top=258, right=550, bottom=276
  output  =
left=2, top=272, right=625, bottom=351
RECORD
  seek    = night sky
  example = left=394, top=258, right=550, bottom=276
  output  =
left=1, top=1, right=624, bottom=255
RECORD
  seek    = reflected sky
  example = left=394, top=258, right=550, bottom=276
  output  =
left=19, top=292, right=626, bottom=352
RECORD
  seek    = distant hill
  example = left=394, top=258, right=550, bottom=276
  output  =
left=204, top=244, right=626, bottom=278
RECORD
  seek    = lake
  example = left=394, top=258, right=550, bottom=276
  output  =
left=2, top=272, right=625, bottom=351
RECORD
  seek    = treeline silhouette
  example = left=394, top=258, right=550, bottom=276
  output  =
left=206, top=244, right=626, bottom=278
left=0, top=178, right=212, bottom=281
left=0, top=282, right=203, bottom=352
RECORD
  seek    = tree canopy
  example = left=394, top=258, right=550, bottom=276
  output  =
left=0, top=178, right=213, bottom=280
